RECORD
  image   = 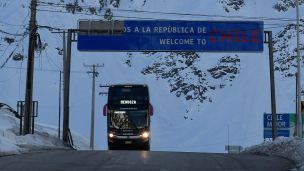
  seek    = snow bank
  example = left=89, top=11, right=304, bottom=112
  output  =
left=0, top=106, right=98, bottom=156
left=242, top=137, right=304, bottom=171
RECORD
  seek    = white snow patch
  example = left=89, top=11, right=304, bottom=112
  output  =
left=0, top=109, right=97, bottom=156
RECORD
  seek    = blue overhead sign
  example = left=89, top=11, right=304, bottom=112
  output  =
left=77, top=20, right=264, bottom=52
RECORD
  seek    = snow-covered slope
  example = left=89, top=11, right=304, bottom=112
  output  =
left=242, top=137, right=304, bottom=171
left=0, top=104, right=94, bottom=156
left=0, top=0, right=303, bottom=153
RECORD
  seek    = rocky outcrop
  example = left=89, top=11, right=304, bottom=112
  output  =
left=141, top=52, right=241, bottom=103
left=110, top=0, right=120, bottom=8
left=273, top=0, right=304, bottom=12
left=218, top=0, right=245, bottom=12
left=122, top=53, right=132, bottom=67
left=207, top=55, right=240, bottom=80
left=273, top=19, right=304, bottom=78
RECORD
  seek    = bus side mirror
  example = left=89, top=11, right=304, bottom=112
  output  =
left=103, top=104, right=107, bottom=116
left=149, top=103, right=153, bottom=116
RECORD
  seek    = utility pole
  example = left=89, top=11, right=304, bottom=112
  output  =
left=295, top=72, right=298, bottom=137
left=84, top=63, right=104, bottom=149
left=63, top=30, right=72, bottom=142
left=264, top=31, right=277, bottom=140
left=297, top=0, right=303, bottom=138
left=63, top=31, right=66, bottom=94
left=50, top=31, right=67, bottom=140
left=58, top=71, right=62, bottom=139
left=24, top=0, right=37, bottom=135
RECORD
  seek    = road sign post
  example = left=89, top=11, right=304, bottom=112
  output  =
left=264, top=31, right=277, bottom=140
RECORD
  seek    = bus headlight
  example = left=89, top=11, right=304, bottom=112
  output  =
left=142, top=132, right=149, bottom=138
left=109, top=133, right=114, bottom=138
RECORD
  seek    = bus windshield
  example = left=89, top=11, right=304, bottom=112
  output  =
left=110, top=110, right=148, bottom=130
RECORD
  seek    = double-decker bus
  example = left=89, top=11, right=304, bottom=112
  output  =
left=103, top=84, right=153, bottom=150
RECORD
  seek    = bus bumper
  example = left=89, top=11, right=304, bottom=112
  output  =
left=108, top=136, right=149, bottom=145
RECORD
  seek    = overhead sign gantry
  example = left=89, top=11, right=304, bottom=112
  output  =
left=62, top=20, right=280, bottom=144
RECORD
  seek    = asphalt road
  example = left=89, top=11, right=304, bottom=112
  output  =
left=0, top=150, right=292, bottom=171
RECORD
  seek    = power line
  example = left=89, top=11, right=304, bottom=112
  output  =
left=41, top=10, right=67, bottom=42
left=35, top=8, right=295, bottom=26
left=45, top=50, right=61, bottom=69
left=37, top=25, right=66, bottom=31
left=33, top=5, right=298, bottom=33
left=111, top=8, right=297, bottom=22
left=33, top=21, right=291, bottom=40
left=33, top=2, right=303, bottom=39
left=0, top=66, right=20, bottom=82
left=0, top=20, right=28, bottom=27
left=45, top=50, right=55, bottom=71
left=0, top=29, right=25, bottom=36
left=36, top=2, right=297, bottom=22
left=0, top=42, right=20, bottom=46
left=19, top=59, right=24, bottom=101
left=34, top=8, right=294, bottom=34
left=1, top=65, right=87, bottom=73
left=39, top=97, right=93, bottom=108
left=0, top=42, right=22, bottom=70
left=0, top=11, right=30, bottom=61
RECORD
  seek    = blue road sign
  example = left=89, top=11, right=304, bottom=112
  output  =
left=78, top=20, right=264, bottom=52
left=264, top=130, right=290, bottom=138
left=264, top=114, right=290, bottom=128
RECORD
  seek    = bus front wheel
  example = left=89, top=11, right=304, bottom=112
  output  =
left=143, top=143, right=150, bottom=151
left=108, top=145, right=114, bottom=150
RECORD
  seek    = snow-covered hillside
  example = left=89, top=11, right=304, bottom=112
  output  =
left=0, top=0, right=304, bottom=153
left=243, top=137, right=304, bottom=171
left=0, top=104, right=94, bottom=156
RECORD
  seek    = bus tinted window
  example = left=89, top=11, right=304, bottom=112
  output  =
left=109, top=88, right=148, bottom=101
